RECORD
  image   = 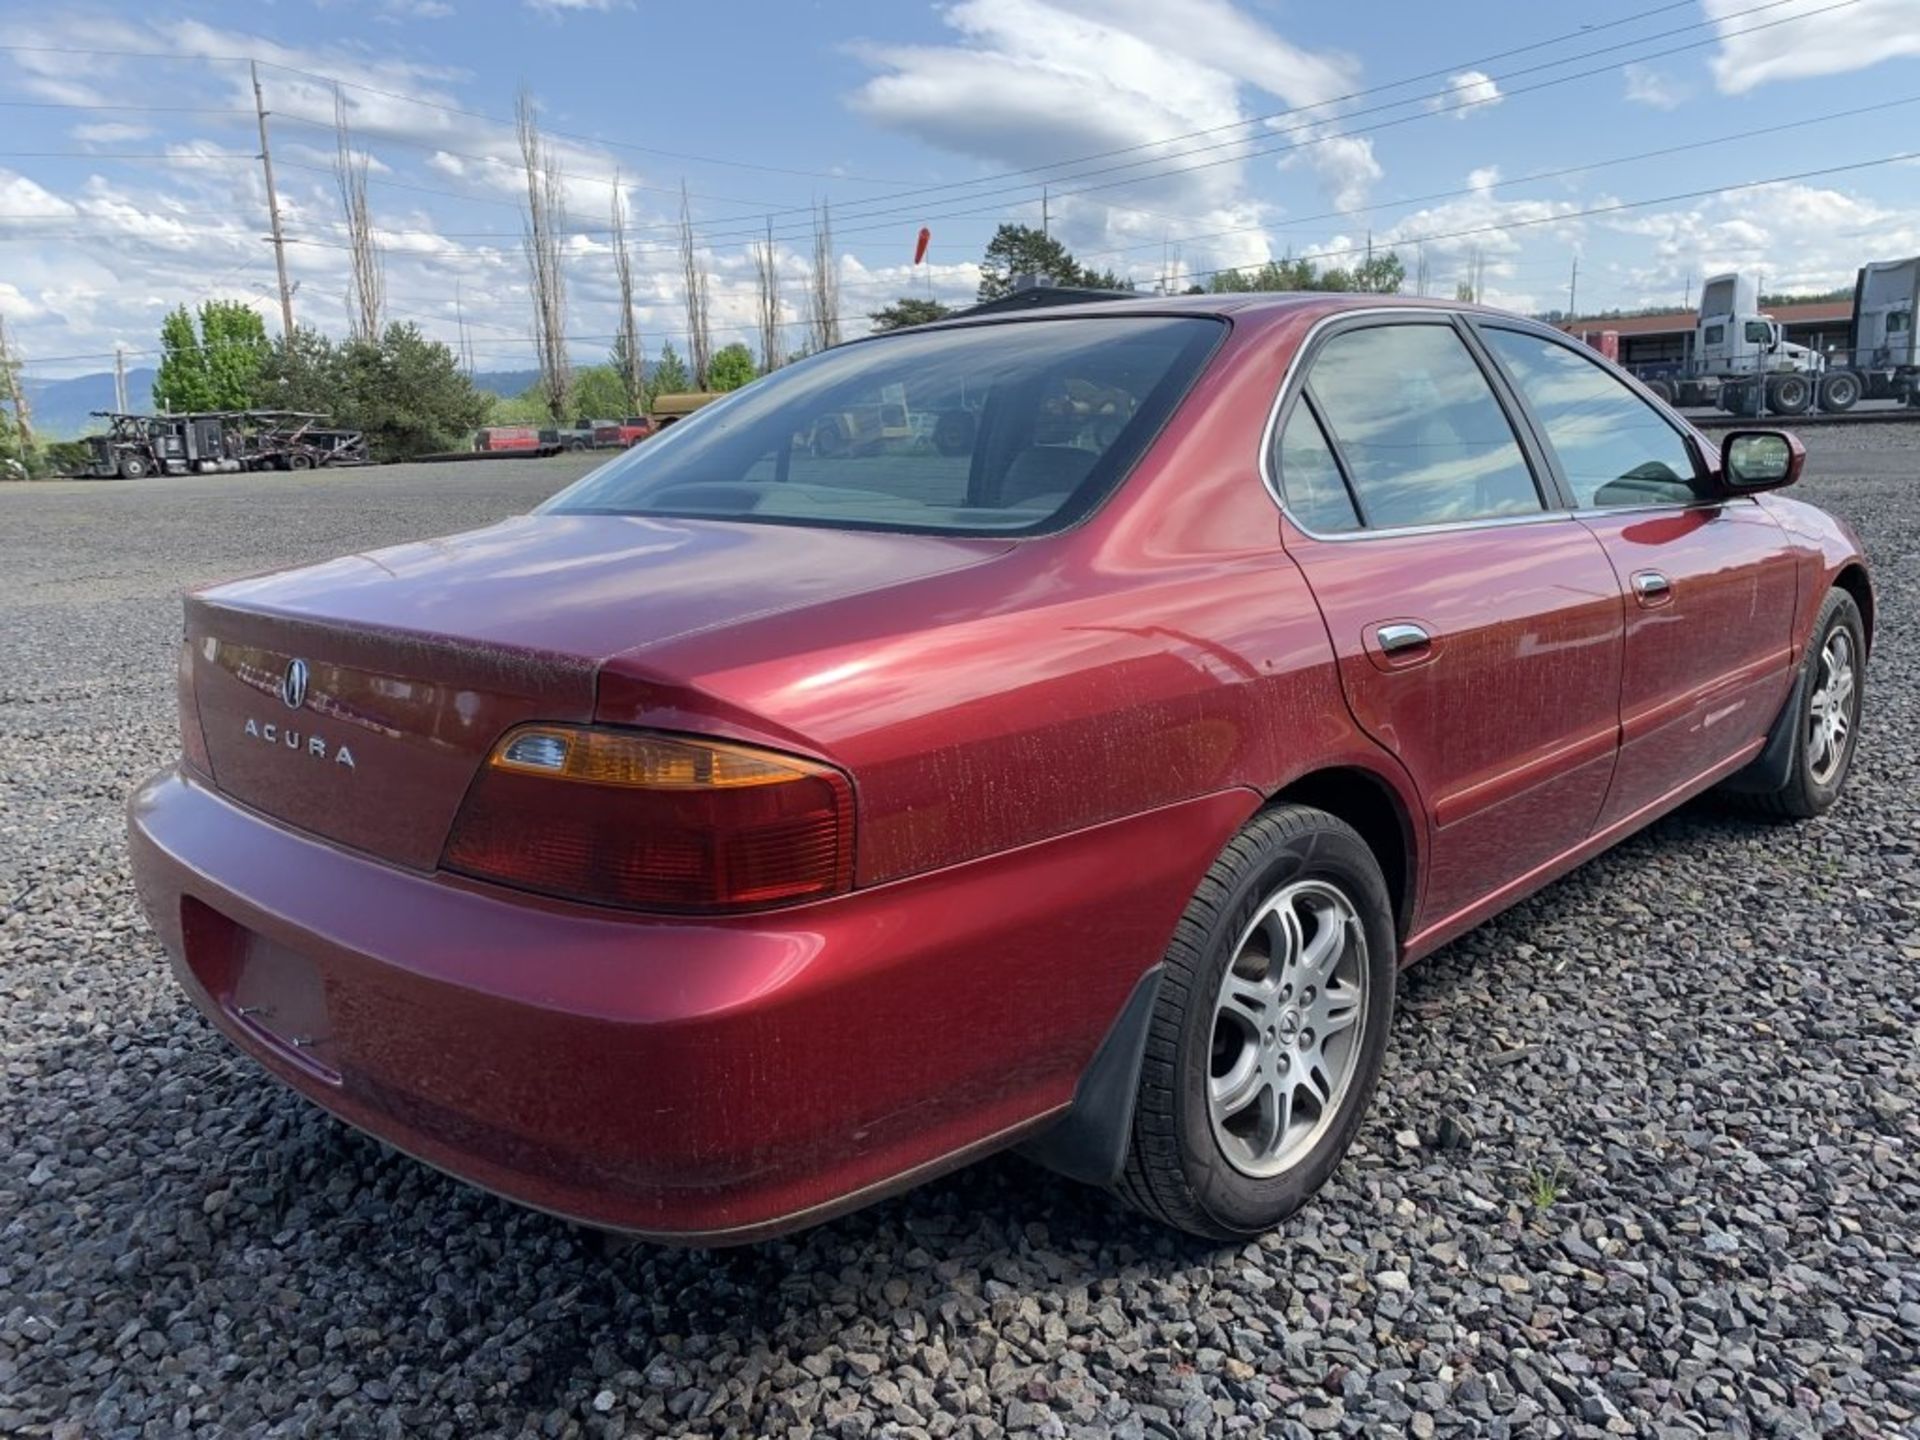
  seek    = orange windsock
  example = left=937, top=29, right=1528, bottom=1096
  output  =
left=913, top=227, right=931, bottom=265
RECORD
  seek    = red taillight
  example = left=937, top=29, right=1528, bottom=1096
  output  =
left=178, top=639, right=212, bottom=776
left=441, top=726, right=854, bottom=914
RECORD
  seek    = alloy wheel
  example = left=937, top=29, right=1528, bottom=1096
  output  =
left=1207, top=879, right=1369, bottom=1178
left=1807, top=628, right=1857, bottom=785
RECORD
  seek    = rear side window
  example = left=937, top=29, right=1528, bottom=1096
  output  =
left=543, top=316, right=1223, bottom=536
left=1275, top=403, right=1360, bottom=533
left=1482, top=328, right=1704, bottom=508
left=1302, top=324, right=1542, bottom=528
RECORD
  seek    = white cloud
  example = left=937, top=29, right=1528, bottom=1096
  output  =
left=1707, top=0, right=1920, bottom=93
left=1466, top=165, right=1500, bottom=195
left=850, top=0, right=1368, bottom=283
left=1622, top=64, right=1685, bottom=110
left=70, top=122, right=155, bottom=145
left=1431, top=70, right=1501, bottom=119
left=1607, top=182, right=1920, bottom=306
left=524, top=0, right=625, bottom=10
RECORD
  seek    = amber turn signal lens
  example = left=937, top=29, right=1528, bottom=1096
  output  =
left=443, top=725, right=854, bottom=913
left=491, top=726, right=816, bottom=789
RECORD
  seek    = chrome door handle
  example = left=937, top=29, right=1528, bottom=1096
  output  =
left=1376, top=622, right=1431, bottom=655
left=1633, top=571, right=1673, bottom=603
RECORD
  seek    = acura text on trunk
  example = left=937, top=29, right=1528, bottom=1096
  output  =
left=128, top=296, right=1872, bottom=1242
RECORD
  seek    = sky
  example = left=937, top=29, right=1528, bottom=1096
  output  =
left=3, top=0, right=1920, bottom=379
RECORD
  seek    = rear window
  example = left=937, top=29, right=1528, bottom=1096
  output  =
left=542, top=316, right=1223, bottom=536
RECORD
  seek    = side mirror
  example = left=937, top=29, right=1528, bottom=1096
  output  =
left=1720, top=429, right=1804, bottom=493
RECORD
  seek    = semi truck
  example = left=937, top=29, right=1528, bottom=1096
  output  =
left=1633, top=272, right=1833, bottom=416
left=1622, top=261, right=1920, bottom=416
left=1847, top=256, right=1920, bottom=405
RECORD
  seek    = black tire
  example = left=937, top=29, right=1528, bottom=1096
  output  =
left=1767, top=373, right=1812, bottom=416
left=1818, top=371, right=1860, bottom=413
left=1645, top=379, right=1675, bottom=404
left=287, top=453, right=314, bottom=471
left=1725, top=588, right=1866, bottom=820
left=1115, top=805, right=1397, bottom=1240
left=117, top=454, right=148, bottom=480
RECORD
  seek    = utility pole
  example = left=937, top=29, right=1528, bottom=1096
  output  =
left=1042, top=186, right=1049, bottom=241
left=1567, top=255, right=1579, bottom=318
left=1683, top=269, right=1693, bottom=309
left=113, top=345, right=128, bottom=411
left=251, top=61, right=296, bottom=346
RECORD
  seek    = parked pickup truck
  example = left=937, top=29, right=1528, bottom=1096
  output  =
left=592, top=417, right=658, bottom=448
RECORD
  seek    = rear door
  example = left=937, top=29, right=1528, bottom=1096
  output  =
left=1271, top=314, right=1625, bottom=932
left=1475, top=323, right=1798, bottom=828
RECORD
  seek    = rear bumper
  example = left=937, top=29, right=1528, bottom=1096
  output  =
left=128, top=767, right=1251, bottom=1242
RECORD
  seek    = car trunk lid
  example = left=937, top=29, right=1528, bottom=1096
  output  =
left=185, top=514, right=1009, bottom=870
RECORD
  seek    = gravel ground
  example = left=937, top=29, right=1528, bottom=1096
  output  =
left=2, top=442, right=1915, bottom=1439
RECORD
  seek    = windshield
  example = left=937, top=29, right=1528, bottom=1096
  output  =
left=542, top=315, right=1224, bottom=536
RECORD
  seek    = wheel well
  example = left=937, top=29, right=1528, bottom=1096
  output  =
left=1270, top=768, right=1415, bottom=938
left=1834, top=563, right=1874, bottom=657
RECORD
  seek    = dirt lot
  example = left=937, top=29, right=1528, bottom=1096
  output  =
left=1, top=440, right=1915, bottom=1438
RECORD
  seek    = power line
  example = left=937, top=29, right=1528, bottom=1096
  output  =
left=1175, top=149, right=1920, bottom=288
left=0, top=0, right=1835, bottom=245
left=1069, top=90, right=1920, bottom=264
left=660, top=0, right=1863, bottom=251
left=0, top=41, right=912, bottom=185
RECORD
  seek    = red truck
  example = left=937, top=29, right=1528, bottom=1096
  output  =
left=591, top=416, right=658, bottom=449
left=475, top=426, right=551, bottom=453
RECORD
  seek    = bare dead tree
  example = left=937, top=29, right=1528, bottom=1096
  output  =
left=0, top=313, right=33, bottom=454
left=677, top=183, right=712, bottom=390
left=609, top=172, right=645, bottom=414
left=333, top=87, right=384, bottom=343
left=752, top=216, right=781, bottom=374
left=517, top=88, right=571, bottom=423
left=807, top=201, right=841, bottom=353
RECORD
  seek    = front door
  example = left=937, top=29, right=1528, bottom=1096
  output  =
left=1474, top=324, right=1799, bottom=828
left=1270, top=316, right=1625, bottom=934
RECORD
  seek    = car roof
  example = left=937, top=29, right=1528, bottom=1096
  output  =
left=925, top=290, right=1506, bottom=331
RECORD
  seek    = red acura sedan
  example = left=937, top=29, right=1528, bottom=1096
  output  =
left=128, top=295, right=1871, bottom=1243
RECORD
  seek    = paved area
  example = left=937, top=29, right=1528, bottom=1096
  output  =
left=1, top=440, right=1915, bottom=1438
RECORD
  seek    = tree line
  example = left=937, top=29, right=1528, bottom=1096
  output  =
left=866, top=225, right=1408, bottom=331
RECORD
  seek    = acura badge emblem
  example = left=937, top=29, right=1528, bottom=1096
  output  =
left=281, top=658, right=309, bottom=711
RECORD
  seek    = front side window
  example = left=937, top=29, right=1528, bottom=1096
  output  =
left=1891, top=310, right=1911, bottom=335
left=1704, top=323, right=1726, bottom=346
left=1482, top=328, right=1703, bottom=509
left=543, top=316, right=1223, bottom=536
left=1303, top=323, right=1543, bottom=529
left=1745, top=320, right=1773, bottom=345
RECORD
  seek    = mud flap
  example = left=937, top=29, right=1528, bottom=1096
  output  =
left=1018, top=966, right=1163, bottom=1187
left=1720, top=662, right=1808, bottom=795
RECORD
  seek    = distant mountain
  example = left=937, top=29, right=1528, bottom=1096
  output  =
left=21, top=369, right=155, bottom=439
left=470, top=368, right=540, bottom=398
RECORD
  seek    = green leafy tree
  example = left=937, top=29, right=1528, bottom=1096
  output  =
left=568, top=364, right=632, bottom=421
left=976, top=224, right=1128, bottom=301
left=154, top=305, right=214, bottom=412
left=200, top=300, right=272, bottom=408
left=153, top=301, right=271, bottom=411
left=1352, top=252, right=1406, bottom=294
left=337, top=323, right=489, bottom=459
left=647, top=340, right=691, bottom=403
left=869, top=297, right=954, bottom=332
left=486, top=392, right=549, bottom=426
left=256, top=326, right=339, bottom=414
left=707, top=342, right=757, bottom=392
